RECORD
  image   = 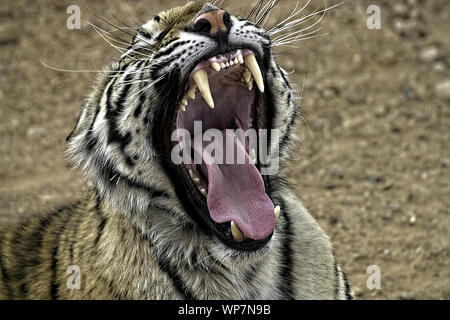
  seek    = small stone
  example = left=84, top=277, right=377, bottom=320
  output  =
left=409, top=215, right=416, bottom=225
left=27, top=126, right=47, bottom=137
left=380, top=50, right=396, bottom=65
left=419, top=46, right=439, bottom=63
left=433, top=62, right=446, bottom=72
left=435, top=80, right=450, bottom=99
left=399, top=291, right=416, bottom=300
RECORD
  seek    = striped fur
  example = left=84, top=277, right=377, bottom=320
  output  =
left=0, top=1, right=352, bottom=299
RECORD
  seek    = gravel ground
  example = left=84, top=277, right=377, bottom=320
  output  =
left=0, top=0, right=449, bottom=299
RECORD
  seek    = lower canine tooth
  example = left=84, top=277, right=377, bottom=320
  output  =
left=231, top=221, right=245, bottom=241
left=243, top=69, right=252, bottom=83
left=244, top=54, right=265, bottom=93
left=274, top=205, right=280, bottom=221
left=192, top=69, right=214, bottom=109
left=211, top=62, right=221, bottom=72
left=249, top=148, right=256, bottom=163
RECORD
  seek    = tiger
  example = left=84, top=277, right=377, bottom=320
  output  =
left=0, top=0, right=352, bottom=299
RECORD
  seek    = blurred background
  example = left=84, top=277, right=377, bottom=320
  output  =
left=0, top=0, right=449, bottom=299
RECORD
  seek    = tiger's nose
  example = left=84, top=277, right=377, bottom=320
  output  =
left=194, top=9, right=231, bottom=35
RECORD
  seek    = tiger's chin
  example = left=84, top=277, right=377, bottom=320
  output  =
left=166, top=48, right=279, bottom=252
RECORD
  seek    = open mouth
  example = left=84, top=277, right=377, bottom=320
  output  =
left=169, top=48, right=279, bottom=250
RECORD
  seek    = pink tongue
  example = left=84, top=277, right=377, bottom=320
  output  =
left=194, top=130, right=275, bottom=240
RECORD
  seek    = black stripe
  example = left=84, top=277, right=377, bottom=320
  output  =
left=133, top=61, right=150, bottom=118
left=276, top=64, right=291, bottom=89
left=50, top=210, right=73, bottom=300
left=152, top=40, right=186, bottom=60
left=20, top=206, right=71, bottom=298
left=333, top=255, right=340, bottom=299
left=0, top=233, right=13, bottom=299
left=156, top=256, right=196, bottom=300
left=342, top=271, right=353, bottom=300
left=68, top=208, right=82, bottom=264
left=145, top=235, right=196, bottom=299
left=96, top=156, right=170, bottom=198
left=93, top=196, right=107, bottom=248
left=278, top=108, right=297, bottom=153
left=278, top=197, right=294, bottom=299
left=244, top=261, right=262, bottom=284
left=85, top=103, right=101, bottom=151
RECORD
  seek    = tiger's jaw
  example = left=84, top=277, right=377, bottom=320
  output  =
left=163, top=48, right=278, bottom=251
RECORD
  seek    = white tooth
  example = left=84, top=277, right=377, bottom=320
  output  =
left=180, top=103, right=186, bottom=112
left=220, top=62, right=226, bottom=69
left=189, top=169, right=200, bottom=184
left=234, top=58, right=239, bottom=65
left=187, top=85, right=196, bottom=100
left=274, top=205, right=280, bottom=221
left=244, top=54, right=264, bottom=93
left=192, top=69, right=214, bottom=109
left=247, top=81, right=253, bottom=91
left=231, top=221, right=245, bottom=241
left=182, top=98, right=188, bottom=106
left=229, top=60, right=234, bottom=66
left=225, top=61, right=230, bottom=68
left=211, top=62, right=221, bottom=72
left=238, top=53, right=244, bottom=64
left=200, top=187, right=207, bottom=196
left=243, top=69, right=252, bottom=83
left=249, top=148, right=256, bottom=163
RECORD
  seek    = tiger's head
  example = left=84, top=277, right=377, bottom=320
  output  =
left=67, top=1, right=301, bottom=254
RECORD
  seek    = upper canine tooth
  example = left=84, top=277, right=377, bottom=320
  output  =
left=244, top=54, right=264, bottom=93
left=192, top=69, right=214, bottom=109
left=211, top=62, right=221, bottom=72
left=231, top=221, right=245, bottom=241
left=274, top=205, right=280, bottom=221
